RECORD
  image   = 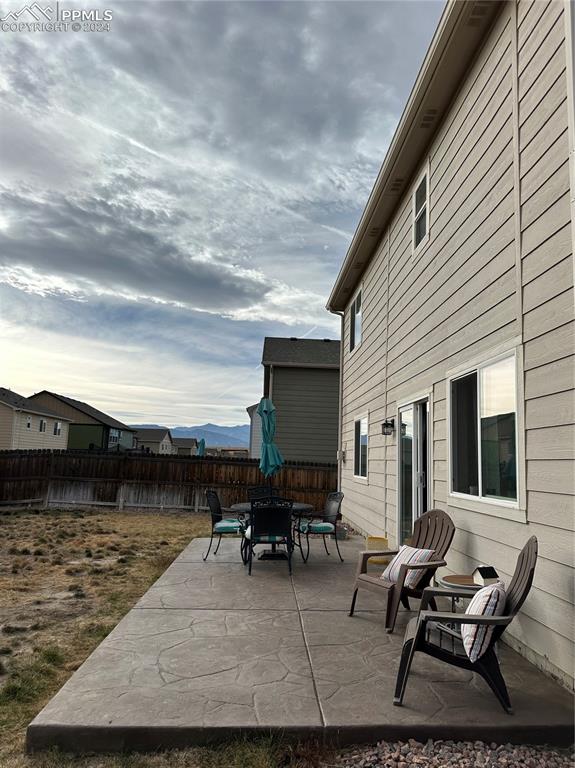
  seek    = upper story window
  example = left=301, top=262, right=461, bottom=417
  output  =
left=39, top=419, right=46, bottom=433
left=412, top=168, right=429, bottom=252
left=53, top=421, right=62, bottom=436
left=350, top=289, right=362, bottom=352
left=450, top=355, right=517, bottom=503
left=109, top=429, right=119, bottom=444
left=354, top=415, right=368, bottom=478
left=26, top=416, right=31, bottom=429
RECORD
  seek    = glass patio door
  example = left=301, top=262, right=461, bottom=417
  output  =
left=398, top=399, right=430, bottom=545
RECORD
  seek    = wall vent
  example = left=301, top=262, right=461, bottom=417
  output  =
left=367, top=226, right=382, bottom=238
left=420, top=108, right=438, bottom=129
left=467, top=1, right=490, bottom=26
left=389, top=178, right=404, bottom=192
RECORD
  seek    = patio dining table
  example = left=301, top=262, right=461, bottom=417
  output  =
left=230, top=501, right=314, bottom=561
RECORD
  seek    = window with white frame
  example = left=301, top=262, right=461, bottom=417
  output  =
left=39, top=419, right=46, bottom=433
left=349, top=289, right=362, bottom=352
left=26, top=416, right=31, bottom=429
left=450, top=355, right=517, bottom=502
left=53, top=421, right=62, bottom=436
left=354, top=416, right=368, bottom=478
left=412, top=170, right=429, bottom=251
left=109, top=429, right=119, bottom=444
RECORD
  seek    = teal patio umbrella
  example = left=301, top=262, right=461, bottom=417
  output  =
left=197, top=438, right=206, bottom=457
left=257, top=397, right=284, bottom=480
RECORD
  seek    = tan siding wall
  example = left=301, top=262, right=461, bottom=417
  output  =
left=11, top=412, right=69, bottom=450
left=339, top=0, right=574, bottom=688
left=0, top=404, right=15, bottom=449
left=273, top=367, right=339, bottom=463
left=29, top=393, right=100, bottom=425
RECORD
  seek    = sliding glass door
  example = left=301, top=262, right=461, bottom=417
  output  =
left=398, top=399, right=430, bottom=545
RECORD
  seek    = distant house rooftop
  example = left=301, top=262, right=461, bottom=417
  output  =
left=133, top=428, right=172, bottom=443
left=32, top=391, right=133, bottom=431
left=262, top=337, right=340, bottom=369
left=172, top=437, right=198, bottom=448
left=0, top=388, right=72, bottom=420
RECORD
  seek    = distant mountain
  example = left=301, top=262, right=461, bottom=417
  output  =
left=129, top=423, right=249, bottom=447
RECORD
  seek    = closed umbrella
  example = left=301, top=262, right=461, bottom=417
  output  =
left=257, top=397, right=284, bottom=479
left=197, top=438, right=206, bottom=457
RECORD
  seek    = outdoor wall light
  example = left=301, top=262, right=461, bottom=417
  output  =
left=382, top=419, right=395, bottom=436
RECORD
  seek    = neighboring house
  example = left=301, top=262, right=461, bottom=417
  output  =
left=133, top=428, right=177, bottom=455
left=327, top=0, right=574, bottom=690
left=261, top=337, right=340, bottom=463
left=246, top=403, right=262, bottom=459
left=172, top=437, right=198, bottom=456
left=205, top=446, right=249, bottom=458
left=0, top=388, right=71, bottom=451
left=29, top=391, right=135, bottom=450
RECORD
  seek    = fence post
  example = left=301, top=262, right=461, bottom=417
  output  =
left=118, top=454, right=126, bottom=510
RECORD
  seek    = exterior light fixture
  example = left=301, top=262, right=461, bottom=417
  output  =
left=382, top=419, right=395, bottom=436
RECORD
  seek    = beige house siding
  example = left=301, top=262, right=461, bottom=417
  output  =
left=29, top=392, right=100, bottom=425
left=339, top=1, right=574, bottom=688
left=11, top=412, right=68, bottom=450
left=0, top=403, right=15, bottom=449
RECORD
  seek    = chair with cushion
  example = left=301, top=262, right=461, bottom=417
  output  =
left=349, top=508, right=455, bottom=632
left=393, top=536, right=538, bottom=714
left=293, top=491, right=345, bottom=562
left=244, top=498, right=294, bottom=575
left=202, top=489, right=244, bottom=560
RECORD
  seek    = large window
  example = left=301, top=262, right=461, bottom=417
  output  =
left=350, top=289, right=362, bottom=352
left=451, top=355, right=517, bottom=502
left=354, top=416, right=368, bottom=478
left=412, top=171, right=429, bottom=251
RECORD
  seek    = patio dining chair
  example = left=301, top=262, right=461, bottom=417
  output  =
left=349, top=508, right=455, bottom=632
left=293, top=491, right=345, bottom=562
left=244, top=498, right=294, bottom=575
left=393, top=536, right=538, bottom=714
left=202, top=489, right=244, bottom=560
left=247, top=486, right=274, bottom=501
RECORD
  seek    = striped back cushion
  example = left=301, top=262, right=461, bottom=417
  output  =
left=381, top=545, right=435, bottom=588
left=461, top=581, right=506, bottom=663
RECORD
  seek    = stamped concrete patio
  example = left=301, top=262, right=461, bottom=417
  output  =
left=27, top=535, right=574, bottom=752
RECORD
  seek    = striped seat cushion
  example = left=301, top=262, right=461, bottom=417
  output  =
left=244, top=526, right=285, bottom=543
left=214, top=519, right=242, bottom=534
left=381, top=545, right=435, bottom=588
left=461, top=581, right=506, bottom=662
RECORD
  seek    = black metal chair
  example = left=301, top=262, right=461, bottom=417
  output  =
left=244, top=498, right=294, bottom=575
left=393, top=536, right=538, bottom=714
left=248, top=486, right=275, bottom=501
left=202, top=490, right=244, bottom=560
left=293, top=491, right=345, bottom=562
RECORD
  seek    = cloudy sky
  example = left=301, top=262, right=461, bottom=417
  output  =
left=0, top=0, right=443, bottom=426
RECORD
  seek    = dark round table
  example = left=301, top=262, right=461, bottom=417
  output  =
left=230, top=502, right=314, bottom=515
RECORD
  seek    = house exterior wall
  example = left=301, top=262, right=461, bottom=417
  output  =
left=0, top=403, right=15, bottom=449
left=272, top=366, right=339, bottom=463
left=338, top=0, right=574, bottom=688
left=11, top=411, right=69, bottom=450
left=247, top=404, right=262, bottom=459
left=29, top=393, right=100, bottom=425
left=68, top=424, right=107, bottom=449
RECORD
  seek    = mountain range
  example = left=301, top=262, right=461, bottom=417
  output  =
left=130, top=423, right=250, bottom=447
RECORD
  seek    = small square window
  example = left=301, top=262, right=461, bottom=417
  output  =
left=350, top=289, right=362, bottom=352
left=26, top=416, right=31, bottom=429
left=53, top=421, right=62, bottom=436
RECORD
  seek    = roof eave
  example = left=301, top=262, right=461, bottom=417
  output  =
left=327, top=0, right=503, bottom=312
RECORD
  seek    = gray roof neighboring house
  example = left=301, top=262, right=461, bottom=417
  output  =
left=133, top=428, right=172, bottom=443
left=172, top=437, right=198, bottom=449
left=262, top=337, right=340, bottom=369
left=0, top=388, right=72, bottom=420
left=31, top=391, right=134, bottom=432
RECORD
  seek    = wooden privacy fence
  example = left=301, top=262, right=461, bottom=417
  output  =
left=0, top=451, right=338, bottom=511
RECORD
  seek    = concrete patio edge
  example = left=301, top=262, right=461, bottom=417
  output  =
left=26, top=721, right=575, bottom=754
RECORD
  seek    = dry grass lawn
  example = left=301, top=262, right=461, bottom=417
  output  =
left=0, top=506, right=326, bottom=768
